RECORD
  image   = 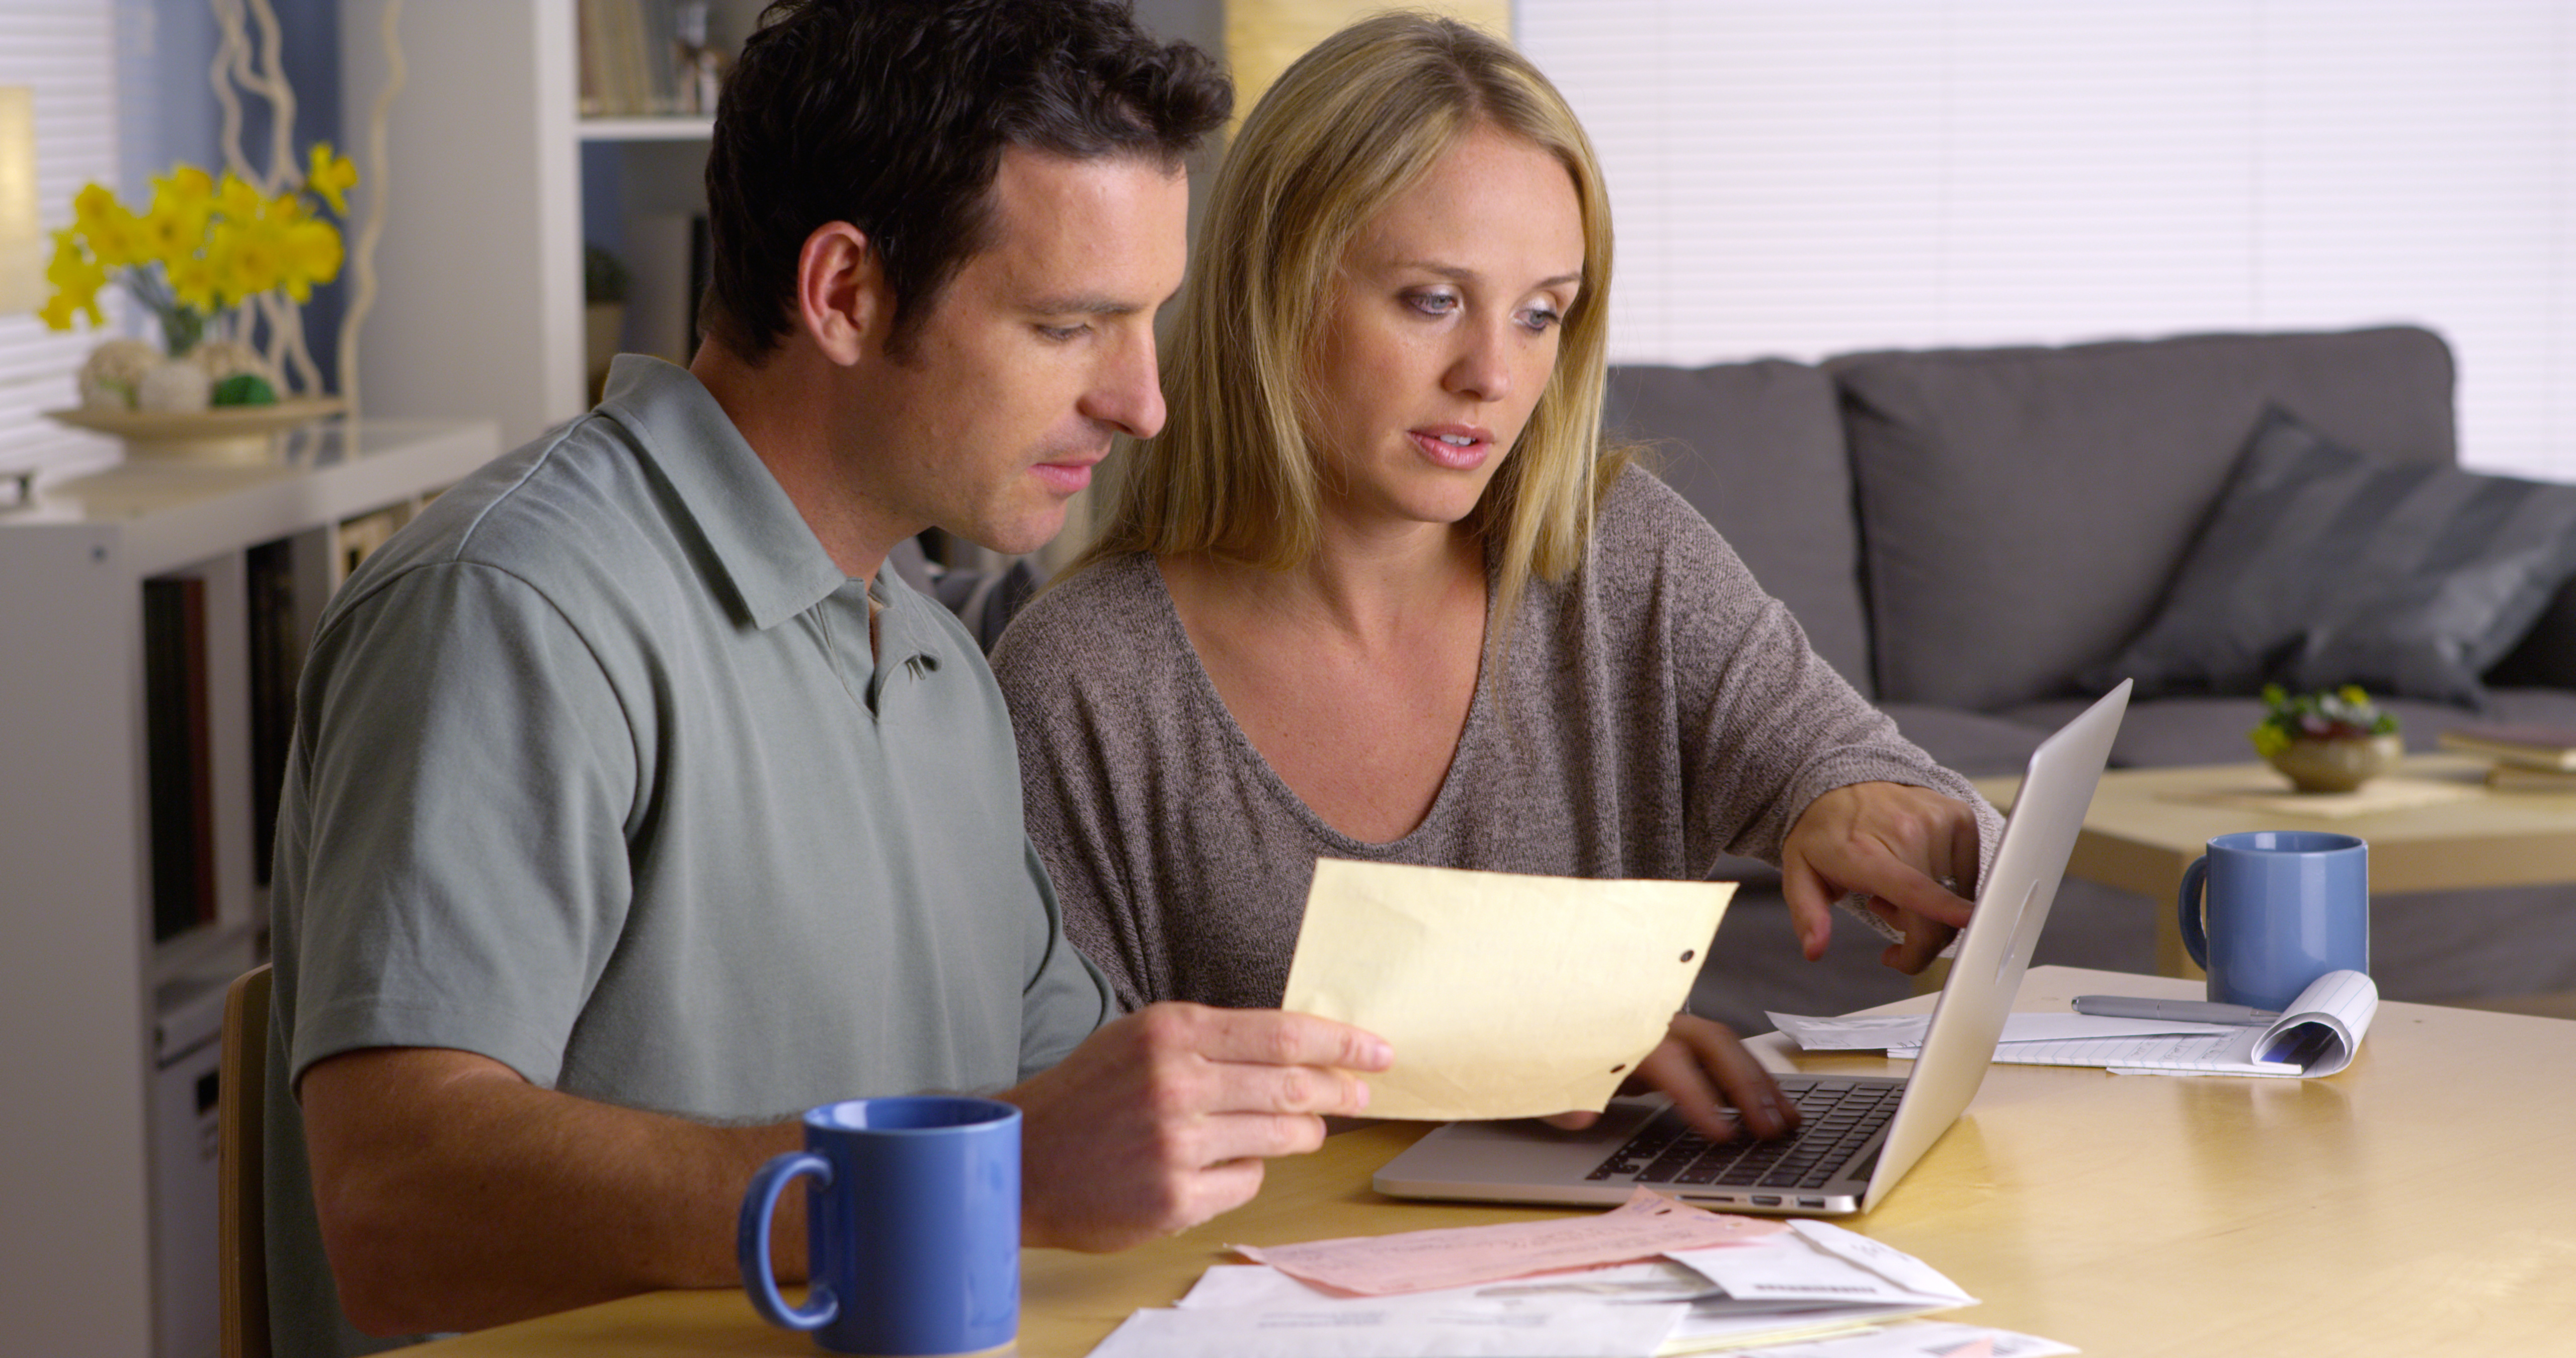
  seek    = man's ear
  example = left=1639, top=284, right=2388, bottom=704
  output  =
left=796, top=221, right=888, bottom=366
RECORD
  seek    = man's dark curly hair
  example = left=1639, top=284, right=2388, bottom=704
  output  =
left=700, top=0, right=1231, bottom=363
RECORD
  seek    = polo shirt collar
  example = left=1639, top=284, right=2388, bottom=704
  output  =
left=596, top=355, right=849, bottom=631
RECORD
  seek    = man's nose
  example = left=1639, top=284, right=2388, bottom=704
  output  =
left=1080, top=330, right=1167, bottom=440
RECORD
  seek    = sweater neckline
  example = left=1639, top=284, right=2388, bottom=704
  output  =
left=1131, top=551, right=1500, bottom=855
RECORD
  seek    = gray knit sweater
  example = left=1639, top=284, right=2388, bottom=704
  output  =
left=991, top=468, right=2000, bottom=1012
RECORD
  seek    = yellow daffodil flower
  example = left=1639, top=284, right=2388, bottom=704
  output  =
left=278, top=218, right=345, bottom=301
left=211, top=214, right=288, bottom=300
left=216, top=171, right=267, bottom=224
left=38, top=291, right=102, bottom=331
left=145, top=165, right=215, bottom=263
left=168, top=253, right=222, bottom=312
left=306, top=142, right=358, bottom=215
left=72, top=184, right=147, bottom=270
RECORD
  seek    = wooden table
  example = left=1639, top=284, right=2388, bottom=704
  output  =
left=410, top=965, right=2576, bottom=1357
left=1975, top=753, right=2576, bottom=976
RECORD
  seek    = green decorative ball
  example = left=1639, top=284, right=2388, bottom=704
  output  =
left=210, top=373, right=279, bottom=407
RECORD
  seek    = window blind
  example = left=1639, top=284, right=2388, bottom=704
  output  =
left=1517, top=1, right=2573, bottom=480
left=0, top=1, right=117, bottom=490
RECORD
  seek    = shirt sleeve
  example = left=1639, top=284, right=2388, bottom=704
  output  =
left=1015, top=839, right=1116, bottom=1079
left=1616, top=471, right=2005, bottom=877
left=282, top=560, right=638, bottom=1090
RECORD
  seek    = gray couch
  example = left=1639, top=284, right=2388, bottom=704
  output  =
left=1615, top=325, right=2576, bottom=1031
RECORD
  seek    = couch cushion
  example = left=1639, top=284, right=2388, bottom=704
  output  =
left=1877, top=702, right=2052, bottom=778
left=1833, top=326, right=2457, bottom=711
left=1605, top=360, right=1873, bottom=694
left=2086, top=407, right=2576, bottom=707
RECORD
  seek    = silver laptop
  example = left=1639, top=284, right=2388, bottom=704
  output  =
left=1373, top=679, right=2130, bottom=1217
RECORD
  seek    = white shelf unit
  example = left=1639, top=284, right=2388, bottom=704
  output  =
left=0, top=419, right=500, bottom=1358
left=341, top=0, right=755, bottom=452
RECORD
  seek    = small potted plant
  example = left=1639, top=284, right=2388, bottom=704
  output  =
left=2249, top=684, right=2404, bottom=792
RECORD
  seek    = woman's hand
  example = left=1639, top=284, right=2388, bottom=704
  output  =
left=1780, top=782, right=1983, bottom=973
left=1542, top=1013, right=1799, bottom=1141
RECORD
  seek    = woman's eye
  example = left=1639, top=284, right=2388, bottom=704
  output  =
left=1518, top=304, right=1563, bottom=334
left=1405, top=291, right=1459, bottom=317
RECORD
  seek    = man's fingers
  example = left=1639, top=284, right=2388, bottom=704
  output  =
left=1155, top=1003, right=1394, bottom=1072
left=1185, top=1112, right=1332, bottom=1170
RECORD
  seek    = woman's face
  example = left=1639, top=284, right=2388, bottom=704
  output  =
left=1306, top=123, right=1585, bottom=536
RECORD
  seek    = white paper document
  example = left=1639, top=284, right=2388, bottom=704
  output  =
left=1720, top=1320, right=2079, bottom=1357
left=1083, top=1199, right=2021, bottom=1358
left=1775, top=970, right=2378, bottom=1078
left=1766, top=1011, right=2235, bottom=1052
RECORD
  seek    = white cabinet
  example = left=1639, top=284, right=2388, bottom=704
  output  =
left=0, top=419, right=500, bottom=1358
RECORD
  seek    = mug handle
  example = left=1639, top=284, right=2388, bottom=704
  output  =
left=739, top=1150, right=837, bottom=1332
left=2178, top=854, right=2212, bottom=972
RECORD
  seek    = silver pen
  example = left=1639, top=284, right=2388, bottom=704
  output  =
left=2070, top=995, right=2280, bottom=1026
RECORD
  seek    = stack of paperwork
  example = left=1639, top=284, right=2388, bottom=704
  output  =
left=1771, top=970, right=2378, bottom=1078
left=1085, top=1189, right=2075, bottom=1357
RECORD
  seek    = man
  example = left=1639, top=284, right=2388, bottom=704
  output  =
left=264, top=4, right=1387, bottom=1353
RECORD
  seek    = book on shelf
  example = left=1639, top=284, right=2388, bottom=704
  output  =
left=142, top=576, right=216, bottom=943
left=2437, top=723, right=2576, bottom=771
left=245, top=538, right=302, bottom=887
left=579, top=0, right=729, bottom=119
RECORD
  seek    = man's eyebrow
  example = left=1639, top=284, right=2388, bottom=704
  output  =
left=1026, top=295, right=1149, bottom=317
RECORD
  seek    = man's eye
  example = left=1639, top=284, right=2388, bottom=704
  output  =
left=1038, top=323, right=1090, bottom=342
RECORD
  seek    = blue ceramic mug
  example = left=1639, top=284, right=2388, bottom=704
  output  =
left=2178, top=830, right=2370, bottom=1011
left=739, top=1096, right=1021, bottom=1356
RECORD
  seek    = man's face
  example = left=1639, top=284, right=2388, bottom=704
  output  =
left=848, top=148, right=1188, bottom=557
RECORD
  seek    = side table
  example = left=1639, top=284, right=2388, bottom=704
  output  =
left=1973, top=752, right=2576, bottom=977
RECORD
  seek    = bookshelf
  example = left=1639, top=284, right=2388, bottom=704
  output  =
left=0, top=418, right=499, bottom=1358
left=340, top=0, right=762, bottom=452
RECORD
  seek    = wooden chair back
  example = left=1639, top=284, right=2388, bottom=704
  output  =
left=220, top=963, right=273, bottom=1358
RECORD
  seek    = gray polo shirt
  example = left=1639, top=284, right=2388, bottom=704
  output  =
left=263, top=356, right=1111, bottom=1357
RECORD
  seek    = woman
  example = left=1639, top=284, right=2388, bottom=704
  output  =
left=991, top=13, right=1997, bottom=1135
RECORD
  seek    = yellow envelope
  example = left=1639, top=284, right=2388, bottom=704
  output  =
left=1280, top=859, right=1734, bottom=1122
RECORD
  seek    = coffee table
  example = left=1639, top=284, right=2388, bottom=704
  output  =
left=1973, top=752, right=2576, bottom=977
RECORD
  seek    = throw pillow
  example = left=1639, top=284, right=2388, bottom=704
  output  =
left=2086, top=407, right=2576, bottom=706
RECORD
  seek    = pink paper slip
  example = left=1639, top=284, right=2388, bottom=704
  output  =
left=1232, top=1187, right=1786, bottom=1297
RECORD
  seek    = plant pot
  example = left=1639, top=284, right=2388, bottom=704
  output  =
left=2264, top=733, right=2405, bottom=793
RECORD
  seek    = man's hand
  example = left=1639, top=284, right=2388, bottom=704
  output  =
left=1543, top=1014, right=1799, bottom=1141
left=1781, top=782, right=1983, bottom=973
left=1002, top=1003, right=1391, bottom=1252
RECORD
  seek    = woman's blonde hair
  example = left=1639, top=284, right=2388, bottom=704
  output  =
left=1078, top=11, right=1625, bottom=620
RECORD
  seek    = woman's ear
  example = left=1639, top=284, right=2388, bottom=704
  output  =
left=795, top=221, right=887, bottom=366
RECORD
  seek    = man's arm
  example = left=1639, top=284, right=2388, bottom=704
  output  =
left=299, top=1004, right=1391, bottom=1334
left=298, top=1047, right=803, bottom=1338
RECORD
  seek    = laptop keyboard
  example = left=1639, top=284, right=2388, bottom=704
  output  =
left=1583, top=1080, right=1901, bottom=1192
